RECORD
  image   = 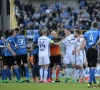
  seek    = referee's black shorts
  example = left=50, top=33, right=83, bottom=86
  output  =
left=86, top=48, right=98, bottom=67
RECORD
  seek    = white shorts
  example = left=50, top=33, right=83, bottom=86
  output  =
left=76, top=55, right=86, bottom=66
left=63, top=54, right=75, bottom=64
left=38, top=56, right=50, bottom=65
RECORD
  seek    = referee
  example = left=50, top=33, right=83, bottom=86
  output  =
left=78, top=21, right=100, bottom=88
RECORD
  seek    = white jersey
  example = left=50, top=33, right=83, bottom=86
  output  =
left=38, top=36, right=53, bottom=57
left=62, top=34, right=75, bottom=54
left=75, top=38, right=84, bottom=56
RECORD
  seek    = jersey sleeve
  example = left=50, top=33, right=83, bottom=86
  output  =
left=83, top=32, right=87, bottom=38
left=48, top=38, right=54, bottom=44
left=7, top=38, right=13, bottom=44
left=61, top=38, right=67, bottom=45
left=33, top=36, right=38, bottom=44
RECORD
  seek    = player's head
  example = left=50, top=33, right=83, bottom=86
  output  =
left=4, top=30, right=10, bottom=38
left=15, top=28, right=20, bottom=34
left=74, top=30, right=80, bottom=37
left=41, top=28, right=48, bottom=36
left=64, top=28, right=71, bottom=36
left=51, top=31, right=57, bottom=38
left=92, top=21, right=98, bottom=29
left=9, top=29, right=16, bottom=37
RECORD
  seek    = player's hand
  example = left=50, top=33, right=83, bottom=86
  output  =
left=92, top=45, right=96, bottom=49
left=12, top=52, right=16, bottom=57
left=1, top=37, right=4, bottom=40
left=15, top=44, right=18, bottom=49
left=72, top=50, right=77, bottom=55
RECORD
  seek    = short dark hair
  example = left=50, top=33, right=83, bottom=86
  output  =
left=65, top=28, right=71, bottom=32
left=9, top=29, right=15, bottom=35
left=4, top=30, right=9, bottom=38
left=74, top=27, right=80, bottom=30
left=92, top=21, right=98, bottom=28
left=74, top=30, right=80, bottom=35
left=15, top=28, right=19, bottom=32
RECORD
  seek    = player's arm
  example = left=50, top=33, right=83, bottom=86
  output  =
left=1, top=37, right=7, bottom=42
left=7, top=43, right=16, bottom=56
left=77, top=38, right=86, bottom=55
left=93, top=36, right=100, bottom=48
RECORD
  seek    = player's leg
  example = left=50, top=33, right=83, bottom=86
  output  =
left=32, top=54, right=39, bottom=82
left=15, top=55, right=21, bottom=76
left=49, top=56, right=54, bottom=82
left=55, top=55, right=61, bottom=82
left=43, top=56, right=50, bottom=83
left=38, top=57, right=44, bottom=82
left=75, top=56, right=80, bottom=82
left=63, top=54, right=70, bottom=82
left=22, top=54, right=30, bottom=82
left=71, top=55, right=76, bottom=82
left=78, top=56, right=84, bottom=83
left=12, top=56, right=22, bottom=82
left=87, top=48, right=98, bottom=87
left=2, top=55, right=12, bottom=82
left=83, top=61, right=89, bottom=82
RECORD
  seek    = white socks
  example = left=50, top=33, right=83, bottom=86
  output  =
left=64, top=68, right=69, bottom=78
left=39, top=68, right=43, bottom=79
left=76, top=70, right=79, bottom=80
left=39, top=68, right=48, bottom=81
left=44, top=69, right=48, bottom=81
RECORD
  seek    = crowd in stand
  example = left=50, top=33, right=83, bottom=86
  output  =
left=14, top=0, right=100, bottom=36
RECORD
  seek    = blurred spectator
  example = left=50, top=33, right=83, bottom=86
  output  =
left=26, top=23, right=33, bottom=30
left=32, top=8, right=40, bottom=20
left=62, top=1, right=68, bottom=9
left=24, top=15, right=28, bottom=26
left=17, top=14, right=24, bottom=26
left=87, top=2, right=94, bottom=16
left=40, top=0, right=48, bottom=11
left=19, top=23, right=25, bottom=31
left=26, top=0, right=33, bottom=12
left=54, top=13, right=61, bottom=22
left=14, top=0, right=20, bottom=7
left=49, top=2, right=55, bottom=11
left=60, top=9, right=68, bottom=21
left=46, top=6, right=52, bottom=14
left=78, top=0, right=87, bottom=9
left=81, top=9, right=89, bottom=18
left=80, top=17, right=91, bottom=30
left=68, top=5, right=74, bottom=13
left=69, top=16, right=76, bottom=26
left=70, top=9, right=77, bottom=21
left=54, top=0, right=61, bottom=14
left=20, top=2, right=26, bottom=11
left=39, top=12, right=46, bottom=22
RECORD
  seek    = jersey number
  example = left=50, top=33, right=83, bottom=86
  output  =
left=18, top=38, right=26, bottom=45
left=90, top=34, right=94, bottom=41
left=39, top=41, right=45, bottom=49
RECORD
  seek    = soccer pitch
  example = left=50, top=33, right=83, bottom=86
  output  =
left=0, top=77, right=100, bottom=90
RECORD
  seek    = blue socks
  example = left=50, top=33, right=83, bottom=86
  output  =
left=2, top=69, right=7, bottom=80
left=5, top=68, right=12, bottom=80
left=25, top=66, right=29, bottom=80
left=14, top=68, right=20, bottom=81
left=89, top=68, right=95, bottom=84
left=47, top=68, right=50, bottom=79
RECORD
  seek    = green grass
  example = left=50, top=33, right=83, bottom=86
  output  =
left=0, top=77, right=100, bottom=90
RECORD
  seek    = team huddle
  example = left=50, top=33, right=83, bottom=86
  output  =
left=0, top=21, right=100, bottom=87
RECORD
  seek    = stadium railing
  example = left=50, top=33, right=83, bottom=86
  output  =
left=10, top=0, right=17, bottom=29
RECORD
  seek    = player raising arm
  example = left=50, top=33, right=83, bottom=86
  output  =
left=77, top=21, right=100, bottom=88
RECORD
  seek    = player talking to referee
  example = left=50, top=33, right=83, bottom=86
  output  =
left=78, top=21, right=100, bottom=88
